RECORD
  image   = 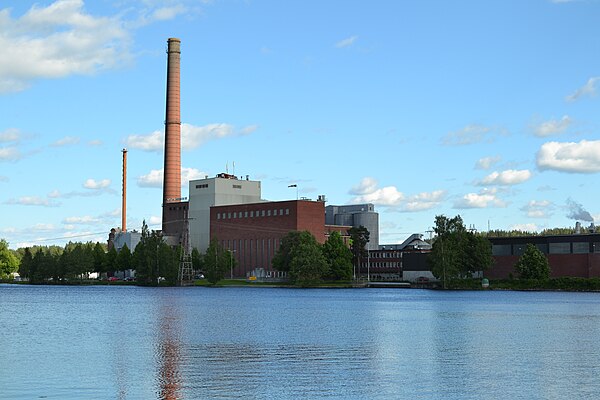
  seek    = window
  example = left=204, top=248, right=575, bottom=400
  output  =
left=280, top=209, right=284, bottom=216
left=233, top=184, right=242, bottom=189
left=217, top=213, right=221, bottom=220
left=227, top=213, right=231, bottom=219
left=492, top=244, right=511, bottom=256
left=573, top=242, right=590, bottom=254
left=285, top=209, right=290, bottom=215
left=196, top=183, right=208, bottom=189
left=244, top=211, right=248, bottom=218
left=549, top=242, right=570, bottom=254
left=261, top=210, right=265, bottom=217
left=273, top=209, right=277, bottom=216
left=250, top=211, right=254, bottom=217
left=233, top=212, right=237, bottom=218
left=267, top=210, right=271, bottom=216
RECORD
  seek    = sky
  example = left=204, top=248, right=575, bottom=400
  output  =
left=1, top=0, right=600, bottom=249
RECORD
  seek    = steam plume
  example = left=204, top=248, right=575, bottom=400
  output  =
left=566, top=198, right=593, bottom=222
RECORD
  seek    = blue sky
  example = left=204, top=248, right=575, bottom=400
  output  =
left=1, top=0, right=600, bottom=249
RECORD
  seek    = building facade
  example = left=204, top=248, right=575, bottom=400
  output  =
left=189, top=173, right=262, bottom=252
left=488, top=233, right=600, bottom=279
left=210, top=199, right=326, bottom=277
left=325, top=204, right=379, bottom=250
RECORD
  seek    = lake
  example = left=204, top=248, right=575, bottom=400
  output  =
left=1, top=284, right=599, bottom=399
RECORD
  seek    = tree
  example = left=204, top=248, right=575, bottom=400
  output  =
left=203, top=239, right=230, bottom=284
left=18, top=248, right=33, bottom=280
left=0, top=239, right=19, bottom=279
left=429, top=215, right=493, bottom=288
left=104, top=247, right=118, bottom=277
left=191, top=248, right=203, bottom=273
left=92, top=242, right=106, bottom=277
left=116, top=244, right=132, bottom=277
left=348, top=226, right=370, bottom=277
left=514, top=244, right=550, bottom=280
left=288, top=232, right=328, bottom=286
left=273, top=231, right=328, bottom=286
left=322, top=231, right=352, bottom=281
left=132, top=220, right=165, bottom=285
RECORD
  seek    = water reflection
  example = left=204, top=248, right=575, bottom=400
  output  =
left=155, top=293, right=183, bottom=400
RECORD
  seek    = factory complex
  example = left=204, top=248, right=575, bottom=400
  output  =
left=109, top=38, right=600, bottom=282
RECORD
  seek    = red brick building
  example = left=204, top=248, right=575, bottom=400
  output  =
left=210, top=199, right=328, bottom=277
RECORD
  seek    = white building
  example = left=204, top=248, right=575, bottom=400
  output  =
left=188, top=173, right=262, bottom=252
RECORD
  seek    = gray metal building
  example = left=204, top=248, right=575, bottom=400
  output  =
left=325, top=203, right=379, bottom=250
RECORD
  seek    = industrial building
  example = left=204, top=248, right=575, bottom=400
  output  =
left=325, top=204, right=379, bottom=250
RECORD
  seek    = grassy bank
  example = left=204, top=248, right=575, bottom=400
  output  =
left=445, top=277, right=600, bottom=291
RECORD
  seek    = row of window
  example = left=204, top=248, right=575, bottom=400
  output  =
left=217, top=208, right=290, bottom=220
left=492, top=242, right=600, bottom=256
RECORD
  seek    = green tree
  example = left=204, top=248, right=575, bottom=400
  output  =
left=203, top=239, right=230, bottom=284
left=191, top=247, right=203, bottom=273
left=18, top=248, right=33, bottom=280
left=104, top=247, right=118, bottom=277
left=322, top=231, right=352, bottom=281
left=158, top=243, right=179, bottom=285
left=116, top=244, right=132, bottom=277
left=92, top=242, right=106, bottom=277
left=272, top=231, right=303, bottom=272
left=429, top=215, right=493, bottom=288
left=348, top=226, right=370, bottom=274
left=288, top=231, right=328, bottom=286
left=514, top=244, right=550, bottom=280
left=0, top=239, right=19, bottom=279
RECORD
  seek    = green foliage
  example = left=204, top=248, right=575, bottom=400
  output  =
left=348, top=226, right=370, bottom=269
left=203, top=239, right=231, bottom=285
left=0, top=239, right=19, bottom=278
left=92, top=242, right=106, bottom=274
left=273, top=231, right=328, bottom=286
left=191, top=247, right=202, bottom=272
left=116, top=244, right=132, bottom=275
left=322, top=231, right=352, bottom=281
left=132, top=220, right=177, bottom=285
left=514, top=243, right=550, bottom=281
left=429, top=215, right=493, bottom=287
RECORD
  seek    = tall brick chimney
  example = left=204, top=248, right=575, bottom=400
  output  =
left=162, top=38, right=182, bottom=232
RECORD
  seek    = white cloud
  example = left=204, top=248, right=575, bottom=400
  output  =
left=335, top=35, right=358, bottom=48
left=63, top=215, right=98, bottom=224
left=0, top=128, right=22, bottom=143
left=520, top=200, right=552, bottom=218
left=441, top=124, right=505, bottom=146
left=149, top=215, right=162, bottom=226
left=51, top=136, right=80, bottom=147
left=350, top=177, right=379, bottom=195
left=531, top=115, right=572, bottom=137
left=509, top=223, right=539, bottom=232
left=454, top=188, right=506, bottom=209
left=152, top=5, right=187, bottom=21
left=124, top=123, right=256, bottom=152
left=0, top=0, right=132, bottom=93
left=402, top=190, right=447, bottom=212
left=479, top=169, right=532, bottom=186
left=137, top=167, right=207, bottom=188
left=566, top=77, right=599, bottom=102
left=83, top=178, right=111, bottom=190
left=137, top=169, right=163, bottom=188
left=0, top=146, right=22, bottom=161
left=5, top=196, right=58, bottom=207
left=352, top=186, right=404, bottom=206
left=475, top=156, right=501, bottom=170
left=88, top=139, right=103, bottom=146
left=537, top=140, right=600, bottom=173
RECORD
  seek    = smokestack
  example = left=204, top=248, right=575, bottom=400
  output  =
left=122, top=148, right=127, bottom=232
left=162, top=38, right=182, bottom=232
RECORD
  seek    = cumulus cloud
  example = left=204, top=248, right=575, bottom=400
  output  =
left=350, top=177, right=379, bottom=195
left=441, top=124, right=506, bottom=146
left=0, top=128, right=22, bottom=143
left=83, top=178, right=111, bottom=190
left=537, top=140, right=600, bottom=173
left=479, top=169, right=532, bottom=186
left=475, top=156, right=501, bottom=170
left=137, top=167, right=208, bottom=188
left=509, top=223, right=539, bottom=233
left=402, top=190, right=447, bottom=212
left=531, top=115, right=572, bottom=137
left=124, top=123, right=256, bottom=151
left=0, top=146, right=22, bottom=161
left=520, top=200, right=552, bottom=218
left=349, top=177, right=444, bottom=211
left=51, top=136, right=80, bottom=147
left=63, top=215, right=99, bottom=224
left=4, top=196, right=59, bottom=207
left=335, top=35, right=358, bottom=48
left=566, top=77, right=599, bottom=102
left=0, top=0, right=132, bottom=93
left=454, top=188, right=506, bottom=209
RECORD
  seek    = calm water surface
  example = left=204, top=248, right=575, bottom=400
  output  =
left=1, top=284, right=600, bottom=399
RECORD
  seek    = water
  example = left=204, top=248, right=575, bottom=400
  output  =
left=1, top=285, right=600, bottom=399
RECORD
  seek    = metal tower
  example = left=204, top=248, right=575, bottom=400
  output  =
left=178, top=211, right=194, bottom=286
